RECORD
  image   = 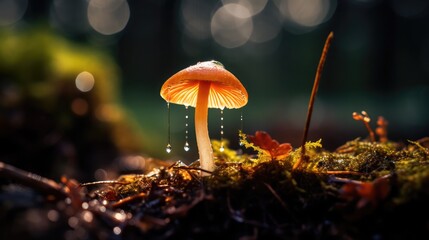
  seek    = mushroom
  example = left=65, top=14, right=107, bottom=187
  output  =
left=160, top=60, right=248, bottom=173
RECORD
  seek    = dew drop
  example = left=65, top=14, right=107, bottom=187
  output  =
left=240, top=111, right=244, bottom=131
left=220, top=109, right=224, bottom=140
left=184, top=142, right=190, bottom=151
left=166, top=101, right=172, bottom=153
left=166, top=144, right=172, bottom=153
left=220, top=109, right=225, bottom=152
left=184, top=105, right=190, bottom=152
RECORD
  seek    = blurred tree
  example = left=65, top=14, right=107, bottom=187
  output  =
left=0, top=28, right=145, bottom=181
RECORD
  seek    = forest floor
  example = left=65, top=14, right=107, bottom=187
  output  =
left=1, top=130, right=429, bottom=240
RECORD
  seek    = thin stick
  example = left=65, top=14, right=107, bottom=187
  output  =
left=0, top=161, right=66, bottom=199
left=293, top=32, right=334, bottom=171
left=263, top=182, right=289, bottom=210
left=80, top=180, right=128, bottom=187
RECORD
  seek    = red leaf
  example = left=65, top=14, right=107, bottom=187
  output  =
left=339, top=177, right=391, bottom=210
left=248, top=131, right=292, bottom=160
left=272, top=143, right=293, bottom=160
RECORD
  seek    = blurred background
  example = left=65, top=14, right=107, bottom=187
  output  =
left=1, top=0, right=428, bottom=181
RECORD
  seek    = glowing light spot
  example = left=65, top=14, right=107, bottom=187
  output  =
left=71, top=98, right=89, bottom=116
left=0, top=0, right=28, bottom=26
left=99, top=206, right=106, bottom=212
left=81, top=211, right=93, bottom=223
left=211, top=4, right=253, bottom=48
left=95, top=104, right=122, bottom=122
left=222, top=0, right=268, bottom=16
left=249, top=5, right=282, bottom=43
left=113, top=226, right=122, bottom=235
left=180, top=0, right=212, bottom=39
left=275, top=0, right=335, bottom=32
left=114, top=211, right=126, bottom=222
left=68, top=216, right=79, bottom=228
left=166, top=144, right=172, bottom=153
left=184, top=142, right=190, bottom=151
left=75, top=71, right=95, bottom=92
left=81, top=202, right=89, bottom=210
left=87, top=0, right=130, bottom=35
left=47, top=210, right=59, bottom=222
left=223, top=3, right=252, bottom=18
left=89, top=199, right=99, bottom=207
left=120, top=155, right=146, bottom=171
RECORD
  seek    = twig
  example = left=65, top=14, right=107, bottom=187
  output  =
left=80, top=180, right=129, bottom=187
left=294, top=31, right=334, bottom=171
left=376, top=116, right=389, bottom=143
left=0, top=161, right=66, bottom=199
left=263, top=182, right=288, bottom=210
left=173, top=166, right=213, bottom=175
left=112, top=192, right=147, bottom=208
left=353, top=111, right=375, bottom=142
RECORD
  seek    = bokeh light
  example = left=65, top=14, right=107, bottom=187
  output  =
left=113, top=226, right=122, bottom=235
left=211, top=3, right=253, bottom=48
left=47, top=210, right=59, bottom=222
left=249, top=3, right=282, bottom=43
left=71, top=98, right=89, bottom=116
left=275, top=0, right=336, bottom=33
left=75, top=71, right=95, bottom=92
left=95, top=104, right=122, bottom=122
left=222, top=0, right=269, bottom=16
left=180, top=0, right=213, bottom=40
left=87, top=0, right=130, bottom=35
left=0, top=0, right=28, bottom=26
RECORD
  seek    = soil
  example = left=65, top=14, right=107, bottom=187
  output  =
left=1, top=136, right=429, bottom=240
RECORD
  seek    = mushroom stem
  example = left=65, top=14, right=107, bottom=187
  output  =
left=195, top=81, right=214, bottom=174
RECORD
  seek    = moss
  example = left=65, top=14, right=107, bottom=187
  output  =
left=98, top=135, right=429, bottom=237
left=0, top=28, right=145, bottom=180
left=2, top=135, right=429, bottom=239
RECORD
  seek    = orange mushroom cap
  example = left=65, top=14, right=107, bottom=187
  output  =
left=160, top=61, right=248, bottom=109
